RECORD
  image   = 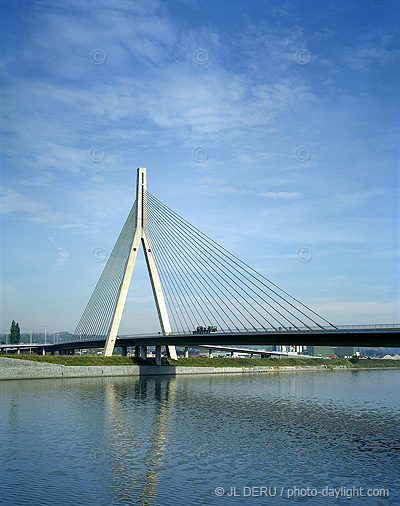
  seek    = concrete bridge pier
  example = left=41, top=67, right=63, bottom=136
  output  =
left=140, top=346, right=147, bottom=360
left=121, top=346, right=128, bottom=356
left=134, top=346, right=140, bottom=359
left=209, top=349, right=213, bottom=358
left=60, top=349, right=75, bottom=355
left=155, top=345, right=162, bottom=365
left=184, top=347, right=189, bottom=358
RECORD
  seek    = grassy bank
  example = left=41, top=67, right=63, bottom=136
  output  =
left=0, top=354, right=149, bottom=366
left=1, top=354, right=399, bottom=368
left=165, top=357, right=400, bottom=368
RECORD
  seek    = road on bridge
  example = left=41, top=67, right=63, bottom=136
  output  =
left=4, top=326, right=396, bottom=354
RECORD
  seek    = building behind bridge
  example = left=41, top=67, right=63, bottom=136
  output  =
left=307, top=345, right=356, bottom=358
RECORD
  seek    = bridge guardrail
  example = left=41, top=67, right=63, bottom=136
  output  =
left=73, top=324, right=400, bottom=341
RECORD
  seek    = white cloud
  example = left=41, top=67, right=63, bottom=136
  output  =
left=324, top=276, right=346, bottom=288
left=48, top=237, right=70, bottom=268
left=365, top=249, right=400, bottom=260
left=59, top=223, right=90, bottom=229
left=341, top=29, right=400, bottom=71
left=187, top=175, right=242, bottom=196
left=260, top=191, right=301, bottom=199
left=0, top=186, right=65, bottom=224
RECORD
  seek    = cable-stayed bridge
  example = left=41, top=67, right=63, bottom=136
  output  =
left=61, top=167, right=398, bottom=360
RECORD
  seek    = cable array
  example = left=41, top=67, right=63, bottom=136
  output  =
left=73, top=189, right=336, bottom=341
left=145, top=191, right=336, bottom=334
left=72, top=202, right=137, bottom=339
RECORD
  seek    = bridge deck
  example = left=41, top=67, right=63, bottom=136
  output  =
left=3, top=327, right=399, bottom=353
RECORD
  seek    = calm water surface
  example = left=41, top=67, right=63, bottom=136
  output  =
left=1, top=369, right=399, bottom=505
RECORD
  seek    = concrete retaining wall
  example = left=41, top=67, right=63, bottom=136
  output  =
left=0, top=357, right=351, bottom=380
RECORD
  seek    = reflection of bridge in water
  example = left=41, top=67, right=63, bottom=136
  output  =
left=12, top=167, right=397, bottom=359
left=105, top=377, right=176, bottom=505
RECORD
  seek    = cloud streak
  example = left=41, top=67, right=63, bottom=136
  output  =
left=260, top=191, right=301, bottom=199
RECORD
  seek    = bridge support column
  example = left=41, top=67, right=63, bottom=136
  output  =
left=121, top=346, right=128, bottom=356
left=155, top=346, right=162, bottom=366
left=165, top=345, right=178, bottom=360
left=140, top=346, right=147, bottom=360
left=209, top=349, right=213, bottom=358
left=230, top=351, right=234, bottom=357
left=135, top=346, right=140, bottom=359
left=17, top=349, right=20, bottom=354
left=184, top=347, right=189, bottom=358
left=42, top=348, right=45, bottom=355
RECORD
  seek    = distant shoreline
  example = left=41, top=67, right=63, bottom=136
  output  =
left=1, top=356, right=399, bottom=381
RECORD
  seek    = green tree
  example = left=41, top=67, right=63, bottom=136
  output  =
left=10, top=320, right=21, bottom=344
left=349, top=354, right=359, bottom=364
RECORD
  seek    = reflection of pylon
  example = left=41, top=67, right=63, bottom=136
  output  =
left=104, top=167, right=177, bottom=358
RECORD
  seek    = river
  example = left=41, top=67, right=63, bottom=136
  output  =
left=1, top=369, right=399, bottom=505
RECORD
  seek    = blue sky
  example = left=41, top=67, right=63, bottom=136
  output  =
left=1, top=0, right=399, bottom=335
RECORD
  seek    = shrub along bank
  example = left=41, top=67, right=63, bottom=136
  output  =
left=0, top=354, right=148, bottom=366
left=165, top=357, right=400, bottom=368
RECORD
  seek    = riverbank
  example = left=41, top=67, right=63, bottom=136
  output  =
left=165, top=356, right=400, bottom=368
left=1, top=355, right=399, bottom=380
left=3, top=354, right=400, bottom=368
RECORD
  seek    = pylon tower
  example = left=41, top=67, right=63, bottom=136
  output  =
left=103, top=167, right=177, bottom=358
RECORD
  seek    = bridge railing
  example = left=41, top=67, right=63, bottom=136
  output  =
left=120, top=323, right=400, bottom=337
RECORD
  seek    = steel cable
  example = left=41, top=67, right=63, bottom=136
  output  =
left=147, top=200, right=253, bottom=332
left=146, top=195, right=295, bottom=330
left=146, top=195, right=299, bottom=329
left=146, top=191, right=335, bottom=331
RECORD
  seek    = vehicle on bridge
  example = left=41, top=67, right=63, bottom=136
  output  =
left=193, top=326, right=218, bottom=335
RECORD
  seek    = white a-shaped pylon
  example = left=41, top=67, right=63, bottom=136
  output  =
left=76, top=168, right=337, bottom=355
left=103, top=167, right=177, bottom=358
